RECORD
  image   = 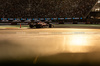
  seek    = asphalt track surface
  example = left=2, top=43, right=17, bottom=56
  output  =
left=0, top=28, right=100, bottom=66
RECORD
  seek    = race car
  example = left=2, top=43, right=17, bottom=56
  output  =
left=29, top=20, right=54, bottom=28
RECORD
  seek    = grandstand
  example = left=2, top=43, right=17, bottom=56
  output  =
left=85, top=0, right=100, bottom=24
left=0, top=0, right=98, bottom=18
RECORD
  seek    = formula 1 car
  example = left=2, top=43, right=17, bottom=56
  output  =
left=29, top=20, right=54, bottom=28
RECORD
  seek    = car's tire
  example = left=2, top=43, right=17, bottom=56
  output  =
left=49, top=24, right=54, bottom=28
left=36, top=25, right=39, bottom=28
left=29, top=23, right=34, bottom=28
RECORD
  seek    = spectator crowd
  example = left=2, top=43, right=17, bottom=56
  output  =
left=0, top=0, right=98, bottom=18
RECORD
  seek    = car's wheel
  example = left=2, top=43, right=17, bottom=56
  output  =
left=29, top=23, right=34, bottom=28
left=36, top=25, right=39, bottom=28
left=49, top=24, right=54, bottom=28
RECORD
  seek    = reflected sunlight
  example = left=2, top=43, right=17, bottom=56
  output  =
left=69, top=35, right=88, bottom=46
left=63, top=35, right=91, bottom=53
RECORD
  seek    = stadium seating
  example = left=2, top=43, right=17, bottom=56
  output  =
left=0, top=0, right=98, bottom=18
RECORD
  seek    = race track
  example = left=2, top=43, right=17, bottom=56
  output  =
left=0, top=28, right=100, bottom=66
